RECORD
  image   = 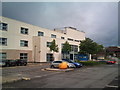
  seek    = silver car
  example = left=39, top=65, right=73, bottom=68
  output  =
left=50, top=60, right=76, bottom=68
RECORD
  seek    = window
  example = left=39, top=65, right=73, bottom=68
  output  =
left=20, top=40, right=28, bottom=47
left=46, top=53, right=53, bottom=62
left=20, top=53, right=28, bottom=60
left=67, top=38, right=73, bottom=41
left=53, top=61, right=62, bottom=63
left=61, top=37, right=65, bottom=39
left=0, top=53, right=7, bottom=59
left=75, top=40, right=80, bottom=42
left=71, top=45, right=78, bottom=52
left=0, top=23, right=8, bottom=31
left=51, top=34, right=56, bottom=38
left=38, top=31, right=44, bottom=36
left=21, top=27, right=28, bottom=34
left=0, top=38, right=7, bottom=46
left=47, top=42, right=51, bottom=47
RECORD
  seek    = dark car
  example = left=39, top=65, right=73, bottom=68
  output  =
left=0, top=59, right=6, bottom=67
left=0, top=59, right=16, bottom=67
left=15, top=59, right=27, bottom=66
left=62, top=59, right=83, bottom=68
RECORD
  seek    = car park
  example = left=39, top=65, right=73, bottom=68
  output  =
left=50, top=60, right=76, bottom=68
left=62, top=59, right=83, bottom=68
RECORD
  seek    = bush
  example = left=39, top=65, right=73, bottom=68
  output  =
left=75, top=60, right=106, bottom=66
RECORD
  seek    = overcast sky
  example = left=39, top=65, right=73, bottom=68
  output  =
left=2, top=2, right=118, bottom=47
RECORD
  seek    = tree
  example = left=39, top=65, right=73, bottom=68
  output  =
left=79, top=38, right=104, bottom=55
left=62, top=41, right=71, bottom=59
left=49, top=39, right=59, bottom=61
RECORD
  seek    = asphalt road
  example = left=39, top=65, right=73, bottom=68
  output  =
left=2, top=64, right=118, bottom=88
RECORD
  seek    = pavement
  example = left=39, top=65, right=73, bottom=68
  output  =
left=2, top=64, right=118, bottom=88
left=1, top=62, right=74, bottom=84
left=1, top=63, right=119, bottom=88
left=1, top=63, right=49, bottom=84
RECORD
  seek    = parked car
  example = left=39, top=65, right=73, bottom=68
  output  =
left=0, top=59, right=6, bottom=67
left=0, top=59, right=16, bottom=67
left=50, top=60, right=76, bottom=68
left=62, top=59, right=83, bottom=68
left=106, top=60, right=116, bottom=64
left=15, top=59, right=27, bottom=66
left=98, top=60, right=107, bottom=63
left=7, top=60, right=17, bottom=66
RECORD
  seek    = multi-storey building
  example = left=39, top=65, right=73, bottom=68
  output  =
left=0, top=16, right=85, bottom=62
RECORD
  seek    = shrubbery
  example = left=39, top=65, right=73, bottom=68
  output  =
left=75, top=60, right=106, bottom=66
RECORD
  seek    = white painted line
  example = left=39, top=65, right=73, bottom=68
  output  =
left=106, top=85, right=118, bottom=88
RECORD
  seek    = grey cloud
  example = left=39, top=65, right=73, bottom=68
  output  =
left=2, top=2, right=118, bottom=47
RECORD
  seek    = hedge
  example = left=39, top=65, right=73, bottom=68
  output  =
left=75, top=60, right=106, bottom=66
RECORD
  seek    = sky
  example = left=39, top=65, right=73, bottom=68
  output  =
left=2, top=2, right=118, bottom=47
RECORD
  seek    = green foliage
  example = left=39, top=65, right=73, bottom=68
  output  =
left=79, top=38, right=104, bottom=54
left=49, top=39, right=59, bottom=52
left=62, top=41, right=71, bottom=54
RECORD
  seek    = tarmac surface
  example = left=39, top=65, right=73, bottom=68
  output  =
left=1, top=63, right=119, bottom=89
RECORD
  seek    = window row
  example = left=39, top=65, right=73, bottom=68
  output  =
left=0, top=37, right=80, bottom=47
left=67, top=38, right=80, bottom=42
left=0, top=52, right=28, bottom=60
left=0, top=38, right=28, bottom=47
left=0, top=22, right=80, bottom=42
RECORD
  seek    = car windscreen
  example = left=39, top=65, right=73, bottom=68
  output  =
left=53, top=61, right=62, bottom=63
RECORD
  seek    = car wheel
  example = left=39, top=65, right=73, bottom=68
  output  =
left=51, top=65, right=54, bottom=68
left=24, top=63, right=27, bottom=66
left=6, top=64, right=10, bottom=67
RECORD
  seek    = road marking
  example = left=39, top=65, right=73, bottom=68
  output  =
left=106, top=85, right=118, bottom=88
left=34, top=76, right=42, bottom=78
left=21, top=77, right=31, bottom=80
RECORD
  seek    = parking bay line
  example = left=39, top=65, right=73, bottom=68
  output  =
left=106, top=85, right=118, bottom=88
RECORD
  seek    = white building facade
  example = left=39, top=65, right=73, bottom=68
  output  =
left=0, top=16, right=85, bottom=62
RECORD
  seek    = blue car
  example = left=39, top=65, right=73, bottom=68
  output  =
left=62, top=59, right=82, bottom=68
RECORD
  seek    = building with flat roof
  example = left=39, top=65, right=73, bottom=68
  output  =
left=0, top=16, right=85, bottom=62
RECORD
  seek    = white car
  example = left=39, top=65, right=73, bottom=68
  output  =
left=50, top=60, right=76, bottom=68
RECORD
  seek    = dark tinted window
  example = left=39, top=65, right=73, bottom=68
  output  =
left=53, top=61, right=62, bottom=63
